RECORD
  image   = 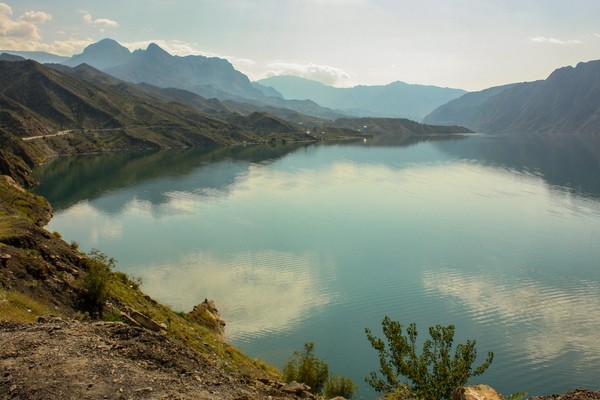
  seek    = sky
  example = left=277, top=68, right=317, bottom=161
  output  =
left=1, top=0, right=599, bottom=91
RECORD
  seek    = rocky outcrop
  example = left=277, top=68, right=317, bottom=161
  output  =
left=453, top=385, right=505, bottom=400
left=187, top=299, right=226, bottom=340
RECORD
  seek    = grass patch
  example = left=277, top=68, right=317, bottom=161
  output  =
left=0, top=289, right=55, bottom=322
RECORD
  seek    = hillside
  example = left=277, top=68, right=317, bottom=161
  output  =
left=423, top=59, right=600, bottom=134
left=0, top=60, right=316, bottom=159
left=257, top=75, right=467, bottom=121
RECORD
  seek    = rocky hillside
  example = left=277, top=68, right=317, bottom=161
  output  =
left=0, top=59, right=315, bottom=158
left=423, top=59, right=600, bottom=134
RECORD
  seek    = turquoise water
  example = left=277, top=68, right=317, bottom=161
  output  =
left=33, top=135, right=600, bottom=398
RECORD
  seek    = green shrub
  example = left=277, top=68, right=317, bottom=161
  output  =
left=82, top=251, right=113, bottom=315
left=324, top=374, right=359, bottom=399
left=283, top=342, right=329, bottom=393
left=365, top=317, right=493, bottom=400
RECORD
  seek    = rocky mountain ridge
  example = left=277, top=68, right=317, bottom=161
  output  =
left=423, top=59, right=600, bottom=134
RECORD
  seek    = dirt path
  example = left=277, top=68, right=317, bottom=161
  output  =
left=21, top=128, right=124, bottom=141
left=21, top=130, right=74, bottom=141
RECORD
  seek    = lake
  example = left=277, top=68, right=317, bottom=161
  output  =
left=33, top=134, right=600, bottom=398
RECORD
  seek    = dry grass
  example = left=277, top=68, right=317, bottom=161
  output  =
left=0, top=289, right=55, bottom=323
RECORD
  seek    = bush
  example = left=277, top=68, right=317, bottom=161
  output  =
left=82, top=259, right=110, bottom=315
left=324, top=375, right=359, bottom=399
left=283, top=342, right=357, bottom=397
left=283, top=342, right=329, bottom=393
left=82, top=249, right=115, bottom=315
left=365, top=317, right=493, bottom=400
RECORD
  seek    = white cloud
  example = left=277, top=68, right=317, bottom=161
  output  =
left=122, top=39, right=202, bottom=56
left=130, top=249, right=334, bottom=339
left=19, top=10, right=52, bottom=24
left=530, top=36, right=582, bottom=45
left=423, top=268, right=600, bottom=363
left=0, top=2, right=81, bottom=55
left=0, top=2, right=41, bottom=41
left=82, top=12, right=118, bottom=30
left=265, top=61, right=355, bottom=86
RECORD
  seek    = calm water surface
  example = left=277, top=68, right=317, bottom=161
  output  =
left=33, top=135, right=600, bottom=398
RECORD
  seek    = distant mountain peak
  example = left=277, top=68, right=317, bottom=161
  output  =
left=81, top=38, right=130, bottom=55
left=63, top=38, right=131, bottom=70
left=146, top=43, right=169, bottom=55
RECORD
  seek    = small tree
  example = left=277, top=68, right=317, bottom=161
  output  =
left=365, top=317, right=493, bottom=400
left=283, top=342, right=329, bottom=393
left=82, top=249, right=115, bottom=316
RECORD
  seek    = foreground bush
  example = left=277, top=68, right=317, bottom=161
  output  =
left=365, top=317, right=493, bottom=400
left=283, top=342, right=329, bottom=393
left=324, top=374, right=359, bottom=399
left=82, top=249, right=116, bottom=315
left=283, top=342, right=358, bottom=398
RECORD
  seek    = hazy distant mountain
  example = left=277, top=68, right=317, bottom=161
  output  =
left=59, top=39, right=343, bottom=120
left=63, top=38, right=132, bottom=70
left=0, top=50, right=68, bottom=64
left=423, top=59, right=600, bottom=134
left=103, top=43, right=264, bottom=101
left=256, top=75, right=467, bottom=121
left=0, top=53, right=26, bottom=62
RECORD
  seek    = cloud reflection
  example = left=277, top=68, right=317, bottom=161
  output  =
left=422, top=268, right=600, bottom=363
left=130, top=250, right=334, bottom=340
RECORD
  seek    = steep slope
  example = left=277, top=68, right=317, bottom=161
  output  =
left=422, top=83, right=519, bottom=127
left=257, top=75, right=467, bottom=121
left=424, top=59, right=600, bottom=134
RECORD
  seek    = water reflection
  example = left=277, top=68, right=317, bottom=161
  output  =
left=423, top=268, right=600, bottom=363
left=32, top=143, right=309, bottom=211
left=128, top=250, right=334, bottom=340
left=433, top=135, right=600, bottom=199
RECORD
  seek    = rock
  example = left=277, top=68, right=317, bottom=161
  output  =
left=128, top=309, right=167, bottom=332
left=281, top=381, right=311, bottom=394
left=329, top=397, right=348, bottom=400
left=453, top=385, right=504, bottom=400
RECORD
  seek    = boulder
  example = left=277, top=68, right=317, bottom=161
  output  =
left=453, top=385, right=504, bottom=400
left=281, top=381, right=311, bottom=393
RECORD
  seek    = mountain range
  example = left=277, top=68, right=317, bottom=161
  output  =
left=57, top=39, right=342, bottom=120
left=257, top=75, right=467, bottom=121
left=4, top=39, right=468, bottom=121
left=1, top=58, right=472, bottom=175
left=3, top=38, right=599, bottom=136
left=423, top=59, right=600, bottom=134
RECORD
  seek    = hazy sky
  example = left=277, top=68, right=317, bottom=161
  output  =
left=1, top=0, right=599, bottom=90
